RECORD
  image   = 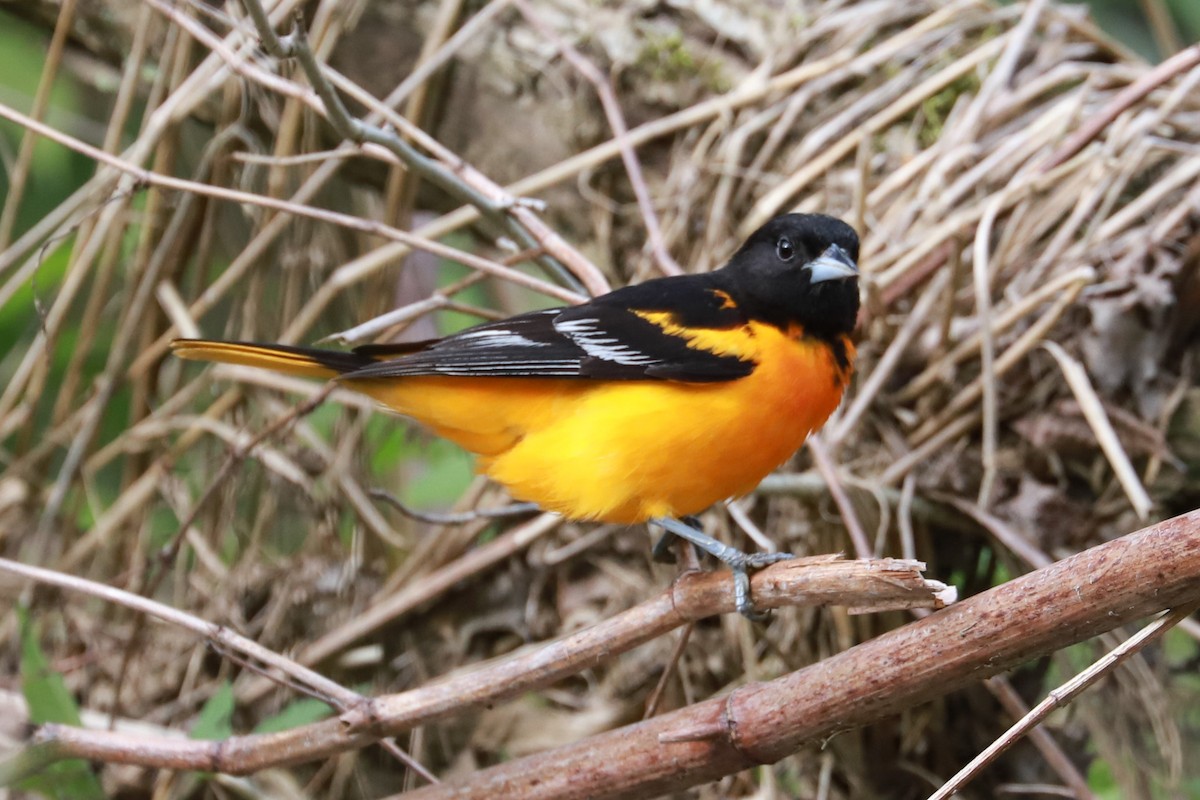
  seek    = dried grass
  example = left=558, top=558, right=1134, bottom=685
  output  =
left=1, top=0, right=1199, bottom=797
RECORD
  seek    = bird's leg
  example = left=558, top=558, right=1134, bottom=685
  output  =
left=650, top=516, right=793, bottom=620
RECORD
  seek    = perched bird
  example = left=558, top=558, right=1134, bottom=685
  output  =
left=172, top=213, right=861, bottom=616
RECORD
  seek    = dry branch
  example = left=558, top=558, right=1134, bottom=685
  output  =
left=390, top=510, right=1200, bottom=800
left=10, top=556, right=945, bottom=775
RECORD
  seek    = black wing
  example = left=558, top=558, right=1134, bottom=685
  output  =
left=342, top=276, right=755, bottom=383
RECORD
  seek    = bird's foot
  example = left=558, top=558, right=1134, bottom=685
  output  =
left=650, top=516, right=794, bottom=620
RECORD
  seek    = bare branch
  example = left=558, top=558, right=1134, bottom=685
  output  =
left=16, top=556, right=946, bottom=774
left=389, top=510, right=1200, bottom=800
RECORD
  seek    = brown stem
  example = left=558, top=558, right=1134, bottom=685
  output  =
left=392, top=509, right=1200, bottom=800
left=1039, top=42, right=1200, bottom=173
left=26, top=557, right=944, bottom=773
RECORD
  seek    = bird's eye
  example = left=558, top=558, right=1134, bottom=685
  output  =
left=776, top=237, right=794, bottom=261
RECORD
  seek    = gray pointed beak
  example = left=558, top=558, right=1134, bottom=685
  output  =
left=808, top=244, right=858, bottom=284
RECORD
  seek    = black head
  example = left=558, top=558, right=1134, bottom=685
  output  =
left=721, top=213, right=861, bottom=340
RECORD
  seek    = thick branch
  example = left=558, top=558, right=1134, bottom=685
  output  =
left=22, top=557, right=945, bottom=774
left=392, top=509, right=1200, bottom=800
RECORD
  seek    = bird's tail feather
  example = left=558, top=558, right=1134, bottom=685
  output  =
left=170, top=339, right=374, bottom=380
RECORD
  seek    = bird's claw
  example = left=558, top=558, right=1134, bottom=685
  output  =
left=727, top=550, right=794, bottom=571
left=728, top=552, right=794, bottom=620
left=650, top=517, right=794, bottom=621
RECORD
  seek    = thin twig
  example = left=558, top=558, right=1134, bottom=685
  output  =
left=0, top=557, right=356, bottom=706
left=807, top=436, right=873, bottom=559
left=371, top=489, right=539, bottom=525
left=928, top=602, right=1200, bottom=800
left=105, top=384, right=335, bottom=727
left=1040, top=42, right=1200, bottom=173
left=1043, top=342, right=1153, bottom=520
left=0, top=555, right=439, bottom=785
left=981, top=677, right=1095, bottom=800
left=514, top=0, right=683, bottom=277
left=0, top=0, right=77, bottom=248
left=973, top=195, right=1002, bottom=507
left=237, top=512, right=565, bottom=704
left=236, top=0, right=597, bottom=294
left=0, top=99, right=585, bottom=306
left=643, top=623, right=693, bottom=719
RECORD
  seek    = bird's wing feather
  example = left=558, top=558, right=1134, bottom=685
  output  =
left=342, top=282, right=755, bottom=383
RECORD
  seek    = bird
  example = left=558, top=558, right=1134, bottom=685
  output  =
left=172, top=213, right=861, bottom=617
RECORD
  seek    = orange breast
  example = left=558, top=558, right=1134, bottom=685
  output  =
left=348, top=325, right=853, bottom=524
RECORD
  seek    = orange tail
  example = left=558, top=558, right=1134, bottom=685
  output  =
left=170, top=339, right=376, bottom=380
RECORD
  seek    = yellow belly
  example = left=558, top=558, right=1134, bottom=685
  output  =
left=349, top=325, right=852, bottom=523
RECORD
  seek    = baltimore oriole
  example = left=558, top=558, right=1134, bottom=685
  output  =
left=172, top=213, right=860, bottom=616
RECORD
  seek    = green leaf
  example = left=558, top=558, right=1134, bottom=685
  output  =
left=1086, top=757, right=1121, bottom=800
left=16, top=607, right=105, bottom=799
left=252, top=697, right=333, bottom=734
left=190, top=681, right=235, bottom=741
left=20, top=609, right=82, bottom=727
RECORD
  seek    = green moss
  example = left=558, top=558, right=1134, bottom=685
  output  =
left=636, top=31, right=693, bottom=81
left=917, top=70, right=982, bottom=148
left=912, top=24, right=1005, bottom=147
left=635, top=31, right=729, bottom=94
